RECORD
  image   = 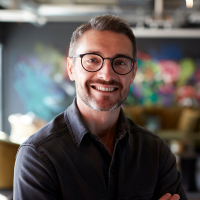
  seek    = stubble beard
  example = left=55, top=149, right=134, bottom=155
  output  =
left=76, top=79, right=130, bottom=111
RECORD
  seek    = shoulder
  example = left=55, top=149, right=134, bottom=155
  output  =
left=126, top=117, right=169, bottom=151
left=126, top=117, right=176, bottom=172
left=20, top=111, right=69, bottom=148
left=127, top=117, right=159, bottom=138
left=15, top=111, right=72, bottom=174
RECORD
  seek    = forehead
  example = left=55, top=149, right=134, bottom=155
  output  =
left=75, top=29, right=133, bottom=57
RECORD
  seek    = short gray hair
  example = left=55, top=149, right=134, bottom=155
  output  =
left=69, top=14, right=137, bottom=59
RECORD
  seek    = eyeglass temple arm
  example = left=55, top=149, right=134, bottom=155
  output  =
left=70, top=54, right=81, bottom=58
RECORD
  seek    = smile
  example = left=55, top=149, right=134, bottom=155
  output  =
left=91, top=86, right=118, bottom=92
left=96, top=87, right=115, bottom=92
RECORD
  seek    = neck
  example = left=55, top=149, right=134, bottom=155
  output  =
left=76, top=98, right=121, bottom=155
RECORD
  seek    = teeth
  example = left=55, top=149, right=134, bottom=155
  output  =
left=95, top=87, right=115, bottom=92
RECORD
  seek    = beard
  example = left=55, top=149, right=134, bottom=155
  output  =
left=76, top=78, right=130, bottom=111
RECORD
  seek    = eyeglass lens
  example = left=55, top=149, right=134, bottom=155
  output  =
left=82, top=54, right=133, bottom=75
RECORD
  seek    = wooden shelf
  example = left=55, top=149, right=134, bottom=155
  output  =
left=156, top=130, right=200, bottom=141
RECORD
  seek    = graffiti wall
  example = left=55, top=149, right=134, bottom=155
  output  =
left=13, top=43, right=75, bottom=122
left=125, top=42, right=200, bottom=107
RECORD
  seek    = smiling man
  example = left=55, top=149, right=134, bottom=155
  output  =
left=13, top=15, right=187, bottom=200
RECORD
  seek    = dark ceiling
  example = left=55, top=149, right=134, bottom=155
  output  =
left=0, top=0, right=199, bottom=28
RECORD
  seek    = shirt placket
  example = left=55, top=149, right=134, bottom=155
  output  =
left=108, top=139, right=119, bottom=200
left=89, top=127, right=128, bottom=200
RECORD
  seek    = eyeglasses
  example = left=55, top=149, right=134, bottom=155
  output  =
left=71, top=53, right=136, bottom=75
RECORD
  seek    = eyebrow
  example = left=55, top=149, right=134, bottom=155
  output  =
left=84, top=51, right=133, bottom=59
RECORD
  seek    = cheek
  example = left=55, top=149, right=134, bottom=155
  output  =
left=74, top=65, right=85, bottom=81
left=120, top=76, right=132, bottom=88
left=74, top=68, right=93, bottom=87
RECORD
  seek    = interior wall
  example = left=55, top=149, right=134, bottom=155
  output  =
left=2, top=22, right=82, bottom=134
left=2, top=22, right=200, bottom=134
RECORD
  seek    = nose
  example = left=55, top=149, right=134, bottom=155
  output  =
left=96, top=58, right=116, bottom=81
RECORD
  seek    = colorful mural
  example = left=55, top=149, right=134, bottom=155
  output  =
left=13, top=43, right=75, bottom=121
left=125, top=49, right=200, bottom=107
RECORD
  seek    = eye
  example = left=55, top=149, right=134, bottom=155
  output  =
left=114, top=58, right=128, bottom=66
left=88, top=58, right=98, bottom=63
left=83, top=54, right=102, bottom=65
left=115, top=61, right=125, bottom=65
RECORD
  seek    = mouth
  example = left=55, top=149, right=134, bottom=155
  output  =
left=91, top=85, right=118, bottom=92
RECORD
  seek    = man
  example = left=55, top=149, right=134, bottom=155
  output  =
left=13, top=15, right=187, bottom=200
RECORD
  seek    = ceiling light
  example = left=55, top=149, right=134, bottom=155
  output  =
left=38, top=5, right=116, bottom=16
left=0, top=10, right=37, bottom=22
left=0, top=10, right=46, bottom=25
left=186, top=0, right=193, bottom=8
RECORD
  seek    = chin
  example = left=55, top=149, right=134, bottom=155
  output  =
left=87, top=100, right=121, bottom=112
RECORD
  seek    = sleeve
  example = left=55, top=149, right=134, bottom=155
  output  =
left=13, top=145, right=60, bottom=200
left=152, top=139, right=188, bottom=200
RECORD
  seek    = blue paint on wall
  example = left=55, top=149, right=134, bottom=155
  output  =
left=150, top=43, right=183, bottom=60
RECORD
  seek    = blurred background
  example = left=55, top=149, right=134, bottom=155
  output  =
left=0, top=0, right=200, bottom=199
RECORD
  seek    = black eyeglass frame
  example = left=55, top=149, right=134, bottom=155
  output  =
left=71, top=53, right=136, bottom=75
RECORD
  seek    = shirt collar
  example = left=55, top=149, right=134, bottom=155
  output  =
left=64, top=97, right=130, bottom=148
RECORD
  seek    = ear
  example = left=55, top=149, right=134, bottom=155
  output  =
left=67, top=57, right=75, bottom=81
left=130, top=61, right=138, bottom=84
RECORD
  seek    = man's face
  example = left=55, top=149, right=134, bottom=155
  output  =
left=68, top=29, right=137, bottom=111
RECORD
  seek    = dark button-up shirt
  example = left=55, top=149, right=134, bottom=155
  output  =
left=13, top=99, right=187, bottom=200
